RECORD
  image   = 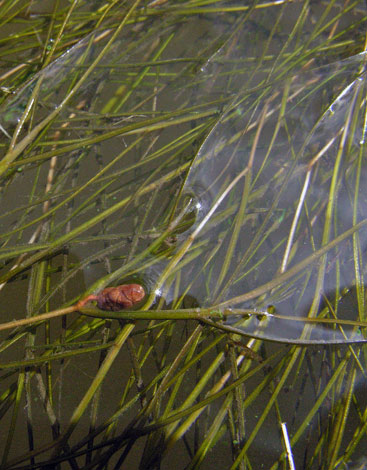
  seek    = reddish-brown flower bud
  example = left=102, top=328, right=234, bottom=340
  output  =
left=77, top=284, right=145, bottom=311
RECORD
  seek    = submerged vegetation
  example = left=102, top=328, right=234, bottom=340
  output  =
left=0, top=1, right=366, bottom=468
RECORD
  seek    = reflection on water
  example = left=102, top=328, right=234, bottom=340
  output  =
left=0, top=8, right=366, bottom=343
